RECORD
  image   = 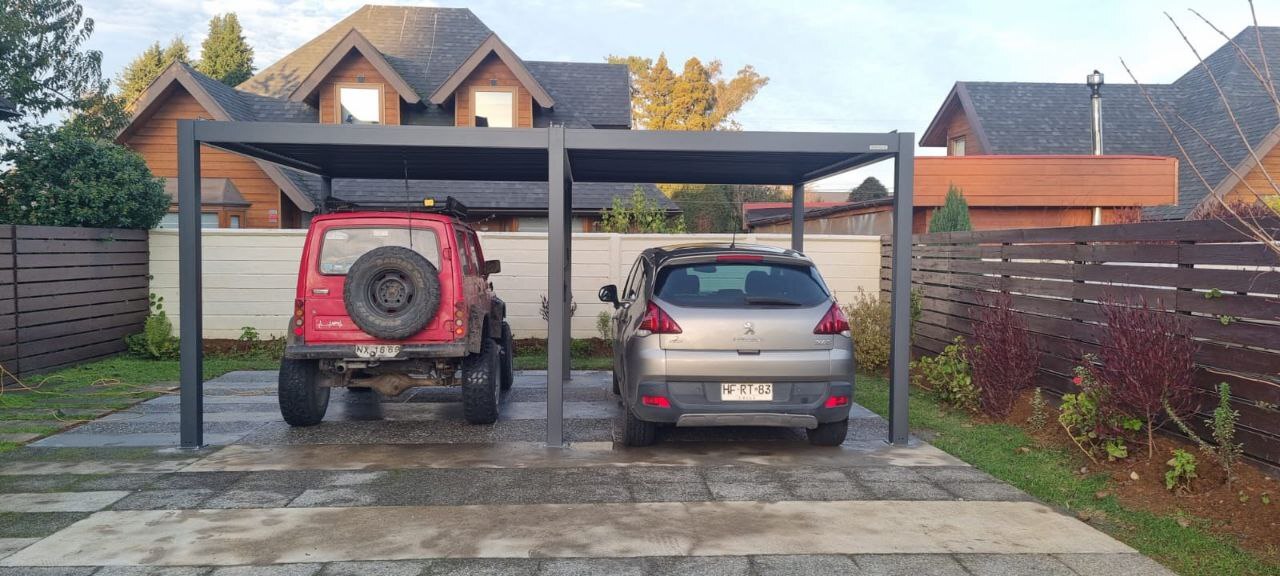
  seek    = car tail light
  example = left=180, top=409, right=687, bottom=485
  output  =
left=824, top=395, right=850, bottom=408
left=638, top=302, right=681, bottom=334
left=453, top=302, right=467, bottom=338
left=292, top=299, right=305, bottom=337
left=716, top=254, right=763, bottom=263
left=641, top=395, right=671, bottom=408
left=813, top=302, right=850, bottom=335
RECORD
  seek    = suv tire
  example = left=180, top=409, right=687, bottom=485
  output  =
left=279, top=358, right=330, bottom=426
left=622, top=406, right=657, bottom=447
left=462, top=338, right=501, bottom=424
left=499, top=322, right=515, bottom=391
left=807, top=419, right=849, bottom=446
left=343, top=246, right=440, bottom=340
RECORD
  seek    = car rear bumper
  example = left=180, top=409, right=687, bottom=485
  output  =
left=631, top=379, right=854, bottom=426
left=283, top=342, right=467, bottom=360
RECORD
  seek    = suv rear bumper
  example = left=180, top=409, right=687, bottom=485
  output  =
left=284, top=342, right=468, bottom=360
left=631, top=380, right=853, bottom=428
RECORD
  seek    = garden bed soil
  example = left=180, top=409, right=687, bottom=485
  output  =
left=1006, top=390, right=1280, bottom=560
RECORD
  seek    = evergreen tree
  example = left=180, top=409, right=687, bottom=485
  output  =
left=668, top=57, right=715, bottom=131
left=196, top=13, right=255, bottom=86
left=848, top=176, right=889, bottom=202
left=116, top=37, right=190, bottom=105
left=928, top=185, right=973, bottom=233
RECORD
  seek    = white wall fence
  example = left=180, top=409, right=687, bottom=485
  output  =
left=149, top=229, right=883, bottom=339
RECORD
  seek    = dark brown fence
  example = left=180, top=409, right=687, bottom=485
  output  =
left=881, top=218, right=1280, bottom=469
left=0, top=225, right=150, bottom=384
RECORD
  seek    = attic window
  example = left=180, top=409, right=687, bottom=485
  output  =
left=949, top=136, right=966, bottom=156
left=472, top=87, right=515, bottom=128
left=338, top=84, right=381, bottom=124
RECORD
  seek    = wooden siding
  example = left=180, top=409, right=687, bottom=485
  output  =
left=944, top=106, right=984, bottom=155
left=0, top=226, right=150, bottom=383
left=125, top=87, right=283, bottom=229
left=453, top=54, right=534, bottom=128
left=915, top=155, right=1179, bottom=208
left=317, top=50, right=401, bottom=126
left=1222, top=138, right=1280, bottom=206
left=881, top=218, right=1280, bottom=469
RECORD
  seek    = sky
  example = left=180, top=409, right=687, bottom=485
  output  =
left=80, top=0, right=1278, bottom=190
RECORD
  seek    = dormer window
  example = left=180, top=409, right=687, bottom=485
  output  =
left=472, top=87, right=515, bottom=128
left=337, top=84, right=382, bottom=124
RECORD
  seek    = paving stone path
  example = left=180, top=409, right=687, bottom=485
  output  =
left=0, top=371, right=1173, bottom=575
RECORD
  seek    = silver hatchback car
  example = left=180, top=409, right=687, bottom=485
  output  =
left=598, top=243, right=855, bottom=447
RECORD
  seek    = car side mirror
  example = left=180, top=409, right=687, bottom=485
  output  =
left=598, top=284, right=620, bottom=308
left=483, top=260, right=501, bottom=276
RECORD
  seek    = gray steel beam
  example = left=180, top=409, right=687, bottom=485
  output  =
left=791, top=183, right=804, bottom=252
left=565, top=128, right=900, bottom=155
left=546, top=126, right=568, bottom=447
left=888, top=132, right=915, bottom=446
left=562, top=172, right=573, bottom=384
left=177, top=120, right=204, bottom=449
left=193, top=121, right=550, bottom=149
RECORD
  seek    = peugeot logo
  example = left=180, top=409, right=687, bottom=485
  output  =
left=743, top=322, right=755, bottom=335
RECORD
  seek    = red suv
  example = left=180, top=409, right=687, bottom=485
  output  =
left=279, top=203, right=514, bottom=427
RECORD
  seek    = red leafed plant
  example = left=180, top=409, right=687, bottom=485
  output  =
left=1086, top=295, right=1199, bottom=459
left=970, top=292, right=1041, bottom=418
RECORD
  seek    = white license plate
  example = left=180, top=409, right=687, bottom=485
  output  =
left=721, top=383, right=773, bottom=401
left=354, top=345, right=401, bottom=359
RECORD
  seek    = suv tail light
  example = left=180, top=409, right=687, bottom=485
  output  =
left=638, top=301, right=681, bottom=334
left=814, top=302, right=850, bottom=335
left=452, top=302, right=467, bottom=338
left=293, top=299, right=305, bottom=337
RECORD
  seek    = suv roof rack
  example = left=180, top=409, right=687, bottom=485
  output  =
left=322, top=196, right=470, bottom=220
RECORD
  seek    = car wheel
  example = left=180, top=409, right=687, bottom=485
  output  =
left=343, top=246, right=440, bottom=340
left=462, top=338, right=501, bottom=424
left=807, top=419, right=849, bottom=446
left=621, top=406, right=657, bottom=447
left=611, top=369, right=620, bottom=396
left=499, top=322, right=515, bottom=391
left=278, top=358, right=330, bottom=427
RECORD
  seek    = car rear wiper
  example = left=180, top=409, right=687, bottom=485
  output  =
left=743, top=296, right=804, bottom=306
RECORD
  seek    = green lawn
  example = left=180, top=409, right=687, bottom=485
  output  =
left=0, top=356, right=279, bottom=453
left=854, top=376, right=1278, bottom=576
left=513, top=354, right=612, bottom=371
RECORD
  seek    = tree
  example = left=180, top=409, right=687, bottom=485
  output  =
left=116, top=37, right=190, bottom=105
left=928, top=185, right=972, bottom=233
left=196, top=13, right=255, bottom=86
left=606, top=53, right=768, bottom=131
left=598, top=187, right=685, bottom=233
left=673, top=184, right=787, bottom=233
left=848, top=176, right=889, bottom=202
left=0, top=126, right=169, bottom=229
left=0, top=0, right=109, bottom=143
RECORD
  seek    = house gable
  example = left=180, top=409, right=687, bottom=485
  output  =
left=429, top=34, right=554, bottom=111
left=288, top=28, right=421, bottom=110
left=920, top=83, right=989, bottom=154
left=313, top=49, right=404, bottom=125
left=451, top=53, right=534, bottom=128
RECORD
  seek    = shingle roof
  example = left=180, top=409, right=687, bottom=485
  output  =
left=0, top=95, right=17, bottom=118
left=945, top=26, right=1280, bottom=220
left=526, top=61, right=631, bottom=127
left=301, top=178, right=676, bottom=215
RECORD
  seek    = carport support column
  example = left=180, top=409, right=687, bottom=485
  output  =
left=177, top=120, right=204, bottom=449
left=791, top=183, right=804, bottom=252
left=888, top=132, right=915, bottom=446
left=546, top=126, right=569, bottom=447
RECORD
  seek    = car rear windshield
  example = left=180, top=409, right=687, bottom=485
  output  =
left=653, top=261, right=829, bottom=308
left=319, top=227, right=441, bottom=275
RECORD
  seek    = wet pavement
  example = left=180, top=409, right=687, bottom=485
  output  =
left=0, top=371, right=1173, bottom=575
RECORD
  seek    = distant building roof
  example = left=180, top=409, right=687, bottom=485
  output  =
left=921, top=26, right=1280, bottom=220
left=0, top=96, right=17, bottom=119
left=747, top=198, right=892, bottom=229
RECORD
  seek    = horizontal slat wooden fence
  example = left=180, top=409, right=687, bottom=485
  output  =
left=0, top=225, right=150, bottom=384
left=881, top=218, right=1280, bottom=469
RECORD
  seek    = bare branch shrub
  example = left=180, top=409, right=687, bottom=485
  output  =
left=969, top=293, right=1040, bottom=418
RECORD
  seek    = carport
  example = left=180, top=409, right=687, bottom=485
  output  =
left=174, top=121, right=915, bottom=448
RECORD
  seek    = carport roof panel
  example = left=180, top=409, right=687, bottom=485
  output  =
left=189, top=121, right=898, bottom=185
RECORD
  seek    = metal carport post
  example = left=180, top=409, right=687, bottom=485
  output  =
left=175, top=121, right=914, bottom=450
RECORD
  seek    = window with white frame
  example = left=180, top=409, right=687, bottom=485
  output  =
left=338, top=85, right=382, bottom=124
left=473, top=89, right=514, bottom=128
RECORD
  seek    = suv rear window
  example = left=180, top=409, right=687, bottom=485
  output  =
left=319, top=227, right=441, bottom=275
left=654, top=262, right=829, bottom=308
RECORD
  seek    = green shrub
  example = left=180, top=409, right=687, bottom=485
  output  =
left=912, top=336, right=977, bottom=411
left=844, top=289, right=889, bottom=373
left=1165, top=449, right=1198, bottom=493
left=595, top=311, right=613, bottom=340
left=927, top=184, right=972, bottom=233
left=1059, top=360, right=1141, bottom=462
left=0, top=127, right=169, bottom=229
left=124, top=294, right=179, bottom=360
left=1029, top=387, right=1048, bottom=431
left=569, top=338, right=593, bottom=358
left=1209, top=382, right=1244, bottom=485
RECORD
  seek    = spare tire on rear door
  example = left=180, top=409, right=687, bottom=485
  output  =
left=343, top=246, right=440, bottom=340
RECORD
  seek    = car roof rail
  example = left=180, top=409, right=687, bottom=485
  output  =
left=321, top=196, right=470, bottom=220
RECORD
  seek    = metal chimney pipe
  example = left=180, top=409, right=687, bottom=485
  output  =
left=1087, top=70, right=1105, bottom=224
left=1087, top=70, right=1104, bottom=155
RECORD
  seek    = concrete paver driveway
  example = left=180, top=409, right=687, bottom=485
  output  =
left=0, top=371, right=1172, bottom=575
